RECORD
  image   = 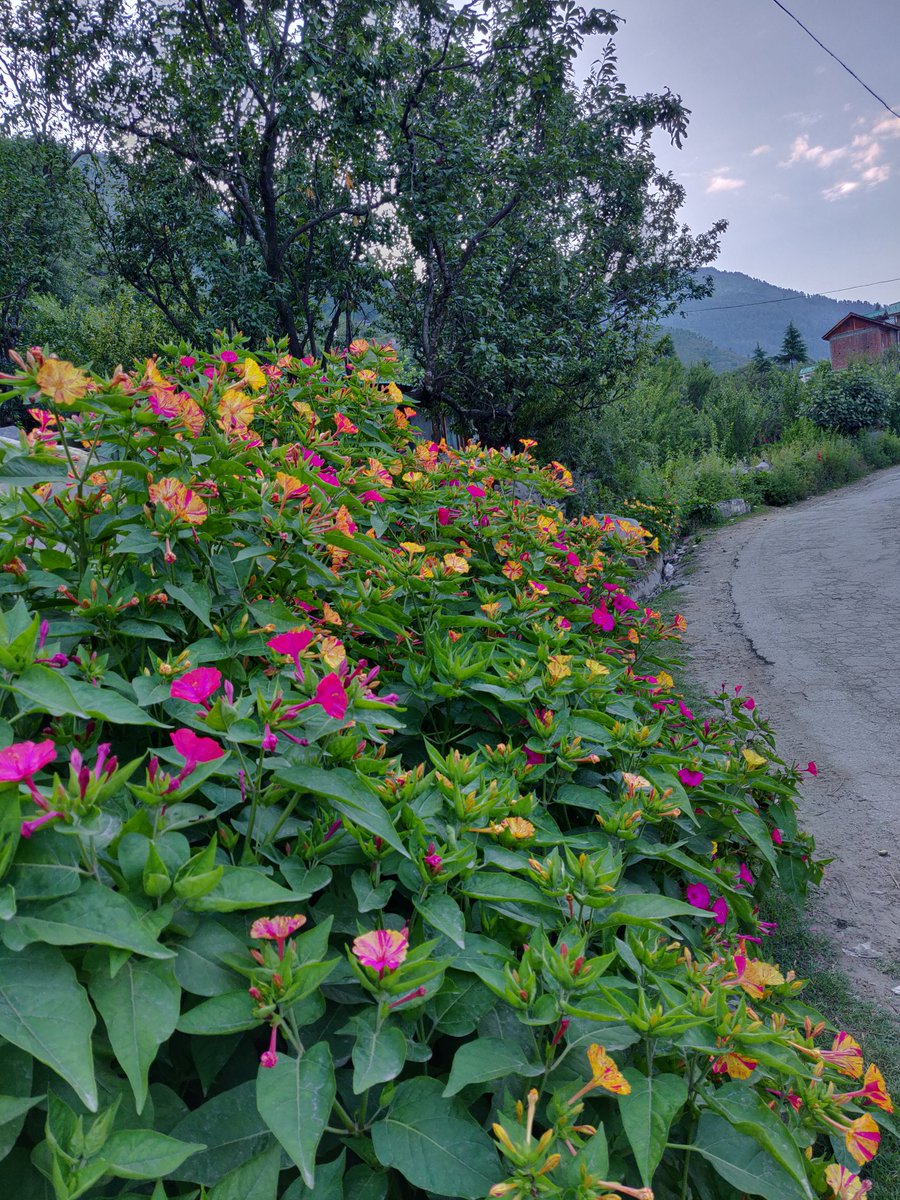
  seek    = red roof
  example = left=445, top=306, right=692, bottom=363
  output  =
left=821, top=311, right=900, bottom=341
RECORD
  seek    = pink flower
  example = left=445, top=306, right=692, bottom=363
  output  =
left=148, top=393, right=179, bottom=420
left=612, top=593, right=638, bottom=614
left=315, top=673, right=348, bottom=720
left=171, top=728, right=225, bottom=769
left=565, top=551, right=580, bottom=567
left=361, top=490, right=386, bottom=503
left=352, top=927, right=409, bottom=976
left=250, top=913, right=307, bottom=959
left=437, top=507, right=456, bottom=526
left=742, top=697, right=756, bottom=710
left=678, top=768, right=704, bottom=788
left=0, top=740, right=56, bottom=783
left=738, top=863, right=754, bottom=887
left=712, top=896, right=729, bottom=925
left=262, top=724, right=278, bottom=752
left=334, top=412, right=358, bottom=435
left=203, top=365, right=216, bottom=379
left=388, top=986, right=427, bottom=1010
left=524, top=748, right=545, bottom=765
left=260, top=1024, right=279, bottom=1069
left=466, top=484, right=486, bottom=498
left=686, top=882, right=711, bottom=910
left=220, top=350, right=238, bottom=364
left=771, top=827, right=783, bottom=846
left=267, top=629, right=314, bottom=666
left=424, top=843, right=442, bottom=873
left=679, top=701, right=694, bottom=719
left=179, top=355, right=196, bottom=369
left=591, top=606, right=615, bottom=633
left=804, top=761, right=818, bottom=776
left=318, top=469, right=340, bottom=487
left=20, top=810, right=63, bottom=838
left=170, top=667, right=222, bottom=706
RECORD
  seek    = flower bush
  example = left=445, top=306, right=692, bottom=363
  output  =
left=0, top=340, right=887, bottom=1200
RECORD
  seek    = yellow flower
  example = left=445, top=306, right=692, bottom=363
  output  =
left=320, top=636, right=346, bottom=671
left=322, top=602, right=342, bottom=626
left=481, top=601, right=501, bottom=620
left=443, top=553, right=469, bottom=576
left=37, top=359, right=90, bottom=406
left=400, top=542, right=426, bottom=555
left=585, top=659, right=609, bottom=677
left=741, top=747, right=767, bottom=770
left=148, top=478, right=208, bottom=526
left=655, top=670, right=674, bottom=691
left=585, top=1045, right=631, bottom=1095
left=547, top=655, right=572, bottom=685
left=387, top=381, right=403, bottom=404
left=218, top=386, right=255, bottom=433
left=242, top=357, right=267, bottom=391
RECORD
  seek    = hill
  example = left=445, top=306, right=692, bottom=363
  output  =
left=661, top=268, right=886, bottom=362
left=662, top=326, right=749, bottom=372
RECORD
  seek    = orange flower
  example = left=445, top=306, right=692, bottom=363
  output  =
left=442, top=552, right=469, bottom=576
left=712, top=1051, right=758, bottom=1079
left=173, top=393, right=204, bottom=437
left=334, top=412, right=359, bottom=434
left=502, top=561, right=523, bottom=581
left=274, top=473, right=308, bottom=504
left=860, top=1063, right=893, bottom=1113
left=723, top=954, right=785, bottom=1000
left=148, top=478, right=208, bottom=526
left=218, top=386, right=255, bottom=434
left=819, top=1032, right=864, bottom=1080
left=844, top=1114, right=880, bottom=1166
left=824, top=1163, right=872, bottom=1199
left=37, top=359, right=90, bottom=406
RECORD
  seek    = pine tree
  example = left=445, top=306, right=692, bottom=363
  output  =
left=751, top=343, right=770, bottom=369
left=775, top=321, right=810, bottom=368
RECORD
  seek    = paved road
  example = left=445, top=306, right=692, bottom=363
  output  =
left=673, top=466, right=900, bottom=1004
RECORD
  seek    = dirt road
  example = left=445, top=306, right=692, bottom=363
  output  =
left=671, top=466, right=900, bottom=1005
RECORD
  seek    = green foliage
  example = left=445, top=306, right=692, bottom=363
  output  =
left=1, top=0, right=722, bottom=443
left=0, top=339, right=883, bottom=1199
left=774, top=321, right=810, bottom=368
left=23, top=290, right=170, bottom=375
left=805, top=362, right=890, bottom=435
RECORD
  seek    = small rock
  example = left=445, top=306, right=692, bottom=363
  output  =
left=663, top=563, right=675, bottom=580
left=844, top=941, right=880, bottom=959
left=878, top=849, right=889, bottom=857
left=893, top=985, right=900, bottom=995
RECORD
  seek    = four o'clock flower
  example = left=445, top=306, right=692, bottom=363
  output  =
left=0, top=739, right=56, bottom=784
left=824, top=1163, right=873, bottom=1199
left=334, top=412, right=358, bottom=435
left=820, top=1112, right=880, bottom=1167
left=838, top=1062, right=894, bottom=1113
left=169, top=729, right=226, bottom=785
left=250, top=913, right=307, bottom=960
left=424, top=843, right=442, bottom=873
left=267, top=628, right=314, bottom=669
left=352, top=927, right=409, bottom=977
left=686, top=882, right=711, bottom=911
left=678, top=767, right=704, bottom=788
left=170, top=667, right=222, bottom=708
left=312, top=673, right=348, bottom=720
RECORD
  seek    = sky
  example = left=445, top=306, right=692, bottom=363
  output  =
left=578, top=0, right=900, bottom=304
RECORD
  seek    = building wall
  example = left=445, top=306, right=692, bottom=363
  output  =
left=829, top=325, right=899, bottom=370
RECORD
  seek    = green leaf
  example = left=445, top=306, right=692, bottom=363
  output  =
left=89, top=957, right=181, bottom=1114
left=596, top=893, right=711, bottom=926
left=0, top=456, right=69, bottom=487
left=0, top=942, right=97, bottom=1110
left=165, top=582, right=213, bottom=628
left=460, top=871, right=557, bottom=925
left=0, top=1042, right=34, bottom=1161
left=102, top=1129, right=206, bottom=1179
left=351, top=869, right=394, bottom=913
left=167, top=1081, right=270, bottom=1185
left=273, top=766, right=408, bottom=858
left=617, top=1068, right=688, bottom=1186
left=414, top=893, right=466, bottom=948
left=693, top=1113, right=807, bottom=1200
left=6, top=666, right=88, bottom=718
left=443, top=1036, right=543, bottom=1097
left=67, top=679, right=169, bottom=728
left=431, top=972, right=496, bottom=1037
left=351, top=1012, right=407, bottom=1094
left=9, top=881, right=173, bottom=958
left=371, top=1077, right=500, bottom=1198
left=701, top=1082, right=815, bottom=1198
left=6, top=833, right=81, bottom=900
left=187, top=866, right=313, bottom=912
left=177, top=991, right=259, bottom=1036
left=173, top=920, right=246, bottom=997
left=207, top=1143, right=281, bottom=1200
left=256, top=1042, right=335, bottom=1188
left=281, top=1150, right=345, bottom=1200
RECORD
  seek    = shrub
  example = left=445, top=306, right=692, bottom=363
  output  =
left=805, top=362, right=890, bottom=435
left=857, top=429, right=900, bottom=469
left=0, top=343, right=885, bottom=1200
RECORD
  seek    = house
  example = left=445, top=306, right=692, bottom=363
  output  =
left=822, top=306, right=900, bottom=369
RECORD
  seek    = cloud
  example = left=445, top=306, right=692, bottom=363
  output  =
left=706, top=174, right=746, bottom=193
left=782, top=113, right=898, bottom=200
left=822, top=180, right=860, bottom=202
left=751, top=144, right=771, bottom=156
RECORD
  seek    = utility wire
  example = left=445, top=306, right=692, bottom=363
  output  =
left=681, top=274, right=900, bottom=314
left=770, top=0, right=900, bottom=122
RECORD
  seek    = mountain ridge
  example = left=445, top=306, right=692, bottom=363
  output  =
left=661, top=268, right=889, bottom=364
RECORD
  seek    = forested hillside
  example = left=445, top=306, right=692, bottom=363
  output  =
left=663, top=267, right=884, bottom=361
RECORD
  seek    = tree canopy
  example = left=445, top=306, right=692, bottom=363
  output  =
left=0, top=0, right=723, bottom=441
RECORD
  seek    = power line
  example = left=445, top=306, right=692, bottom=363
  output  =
left=680, top=274, right=900, bottom=314
left=769, top=0, right=900, bottom=123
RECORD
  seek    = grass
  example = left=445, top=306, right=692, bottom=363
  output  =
left=654, top=581, right=900, bottom=1191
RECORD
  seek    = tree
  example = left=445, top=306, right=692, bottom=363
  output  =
left=1, top=0, right=723, bottom=442
left=775, top=321, right=809, bottom=368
